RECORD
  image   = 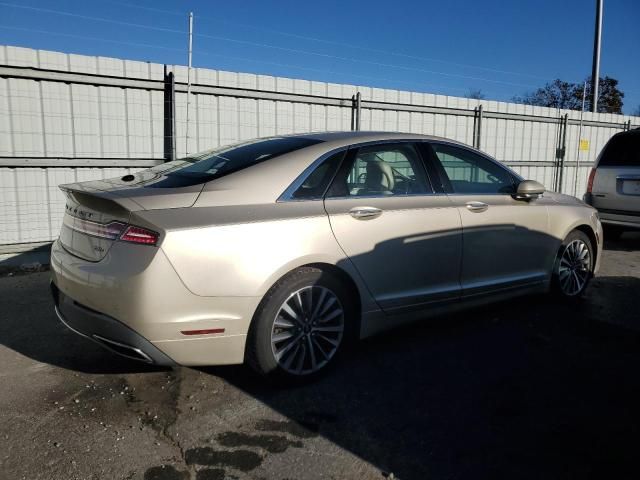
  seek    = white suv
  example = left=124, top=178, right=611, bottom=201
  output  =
left=584, top=129, right=640, bottom=238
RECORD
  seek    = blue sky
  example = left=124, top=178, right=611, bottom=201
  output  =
left=1, top=0, right=639, bottom=113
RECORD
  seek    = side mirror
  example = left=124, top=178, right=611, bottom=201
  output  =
left=515, top=180, right=545, bottom=200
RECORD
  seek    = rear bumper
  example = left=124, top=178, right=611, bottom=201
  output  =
left=50, top=239, right=259, bottom=366
left=597, top=210, right=640, bottom=229
left=51, top=282, right=176, bottom=366
left=584, top=195, right=640, bottom=229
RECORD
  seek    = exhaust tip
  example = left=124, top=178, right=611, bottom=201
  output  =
left=92, top=334, right=154, bottom=363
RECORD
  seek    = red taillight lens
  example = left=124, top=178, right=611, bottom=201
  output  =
left=586, top=168, right=596, bottom=193
left=120, top=226, right=159, bottom=245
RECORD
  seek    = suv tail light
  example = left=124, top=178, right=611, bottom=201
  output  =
left=120, top=226, right=159, bottom=245
left=586, top=168, right=596, bottom=193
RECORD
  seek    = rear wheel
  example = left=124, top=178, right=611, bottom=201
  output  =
left=551, top=230, right=594, bottom=298
left=246, top=267, right=353, bottom=381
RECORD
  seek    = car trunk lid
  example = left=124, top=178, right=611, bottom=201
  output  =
left=58, top=167, right=206, bottom=262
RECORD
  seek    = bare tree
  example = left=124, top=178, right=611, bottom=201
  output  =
left=466, top=89, right=485, bottom=100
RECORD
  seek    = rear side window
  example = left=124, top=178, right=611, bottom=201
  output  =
left=598, top=132, right=640, bottom=167
left=146, top=137, right=323, bottom=188
left=290, top=150, right=345, bottom=200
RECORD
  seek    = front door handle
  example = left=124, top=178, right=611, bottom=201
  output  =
left=349, top=206, right=383, bottom=220
left=466, top=201, right=489, bottom=213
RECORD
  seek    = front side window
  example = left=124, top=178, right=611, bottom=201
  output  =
left=430, top=143, right=515, bottom=194
left=327, top=143, right=430, bottom=197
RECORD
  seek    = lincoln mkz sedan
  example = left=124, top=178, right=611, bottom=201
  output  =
left=51, top=132, right=602, bottom=380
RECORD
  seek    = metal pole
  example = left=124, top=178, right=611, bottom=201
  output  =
left=590, top=0, right=603, bottom=113
left=574, top=82, right=587, bottom=196
left=559, top=114, right=568, bottom=193
left=472, top=107, right=478, bottom=148
left=163, top=65, right=176, bottom=162
left=355, top=91, right=361, bottom=131
left=185, top=12, right=193, bottom=155
left=477, top=104, right=483, bottom=149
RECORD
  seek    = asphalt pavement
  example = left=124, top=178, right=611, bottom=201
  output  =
left=1, top=233, right=639, bottom=480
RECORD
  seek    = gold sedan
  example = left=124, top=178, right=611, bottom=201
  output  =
left=51, top=132, right=602, bottom=381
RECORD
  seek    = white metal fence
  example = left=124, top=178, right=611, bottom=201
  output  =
left=1, top=45, right=638, bottom=254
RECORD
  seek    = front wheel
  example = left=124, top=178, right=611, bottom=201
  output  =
left=245, top=267, right=353, bottom=381
left=551, top=230, right=594, bottom=298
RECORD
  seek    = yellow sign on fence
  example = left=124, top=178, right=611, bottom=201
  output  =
left=579, top=139, right=590, bottom=151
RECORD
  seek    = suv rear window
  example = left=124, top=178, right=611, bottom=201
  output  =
left=598, top=131, right=640, bottom=167
left=147, top=137, right=323, bottom=188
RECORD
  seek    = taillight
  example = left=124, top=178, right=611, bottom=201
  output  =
left=586, top=168, right=596, bottom=193
left=120, top=226, right=159, bottom=245
left=63, top=216, right=126, bottom=240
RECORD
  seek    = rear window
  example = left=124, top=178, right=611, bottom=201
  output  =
left=598, top=131, right=640, bottom=167
left=146, top=137, right=323, bottom=188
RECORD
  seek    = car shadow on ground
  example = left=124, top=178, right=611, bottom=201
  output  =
left=603, top=230, right=640, bottom=252
left=0, top=276, right=166, bottom=375
left=206, top=275, right=640, bottom=480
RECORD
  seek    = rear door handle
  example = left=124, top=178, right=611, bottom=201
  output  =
left=466, top=201, right=489, bottom=213
left=349, top=206, right=383, bottom=220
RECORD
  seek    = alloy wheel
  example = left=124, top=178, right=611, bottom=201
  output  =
left=558, top=239, right=591, bottom=296
left=270, top=286, right=344, bottom=375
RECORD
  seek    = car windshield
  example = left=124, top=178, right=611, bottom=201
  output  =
left=145, top=136, right=323, bottom=188
left=598, top=131, right=640, bottom=167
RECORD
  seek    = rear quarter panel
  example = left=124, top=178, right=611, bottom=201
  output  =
left=147, top=202, right=378, bottom=312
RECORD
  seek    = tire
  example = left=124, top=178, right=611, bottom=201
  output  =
left=245, top=267, right=354, bottom=382
left=551, top=230, right=594, bottom=298
left=604, top=224, right=623, bottom=241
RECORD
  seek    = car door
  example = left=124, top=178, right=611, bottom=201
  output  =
left=425, top=142, right=553, bottom=297
left=323, top=141, right=462, bottom=313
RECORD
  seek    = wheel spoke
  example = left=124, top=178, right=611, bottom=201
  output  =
left=318, top=296, right=337, bottom=317
left=295, top=344, right=306, bottom=373
left=274, top=333, right=303, bottom=361
left=315, top=332, right=340, bottom=347
left=274, top=317, right=295, bottom=329
left=272, top=331, right=295, bottom=343
left=312, top=336, right=330, bottom=360
left=304, top=289, right=313, bottom=315
left=281, top=302, right=301, bottom=324
left=294, top=292, right=305, bottom=316
left=307, top=335, right=317, bottom=371
left=319, top=307, right=343, bottom=324
left=281, top=343, right=301, bottom=370
left=310, top=288, right=328, bottom=320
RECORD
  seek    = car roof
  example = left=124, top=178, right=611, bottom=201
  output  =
left=285, top=131, right=471, bottom=150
